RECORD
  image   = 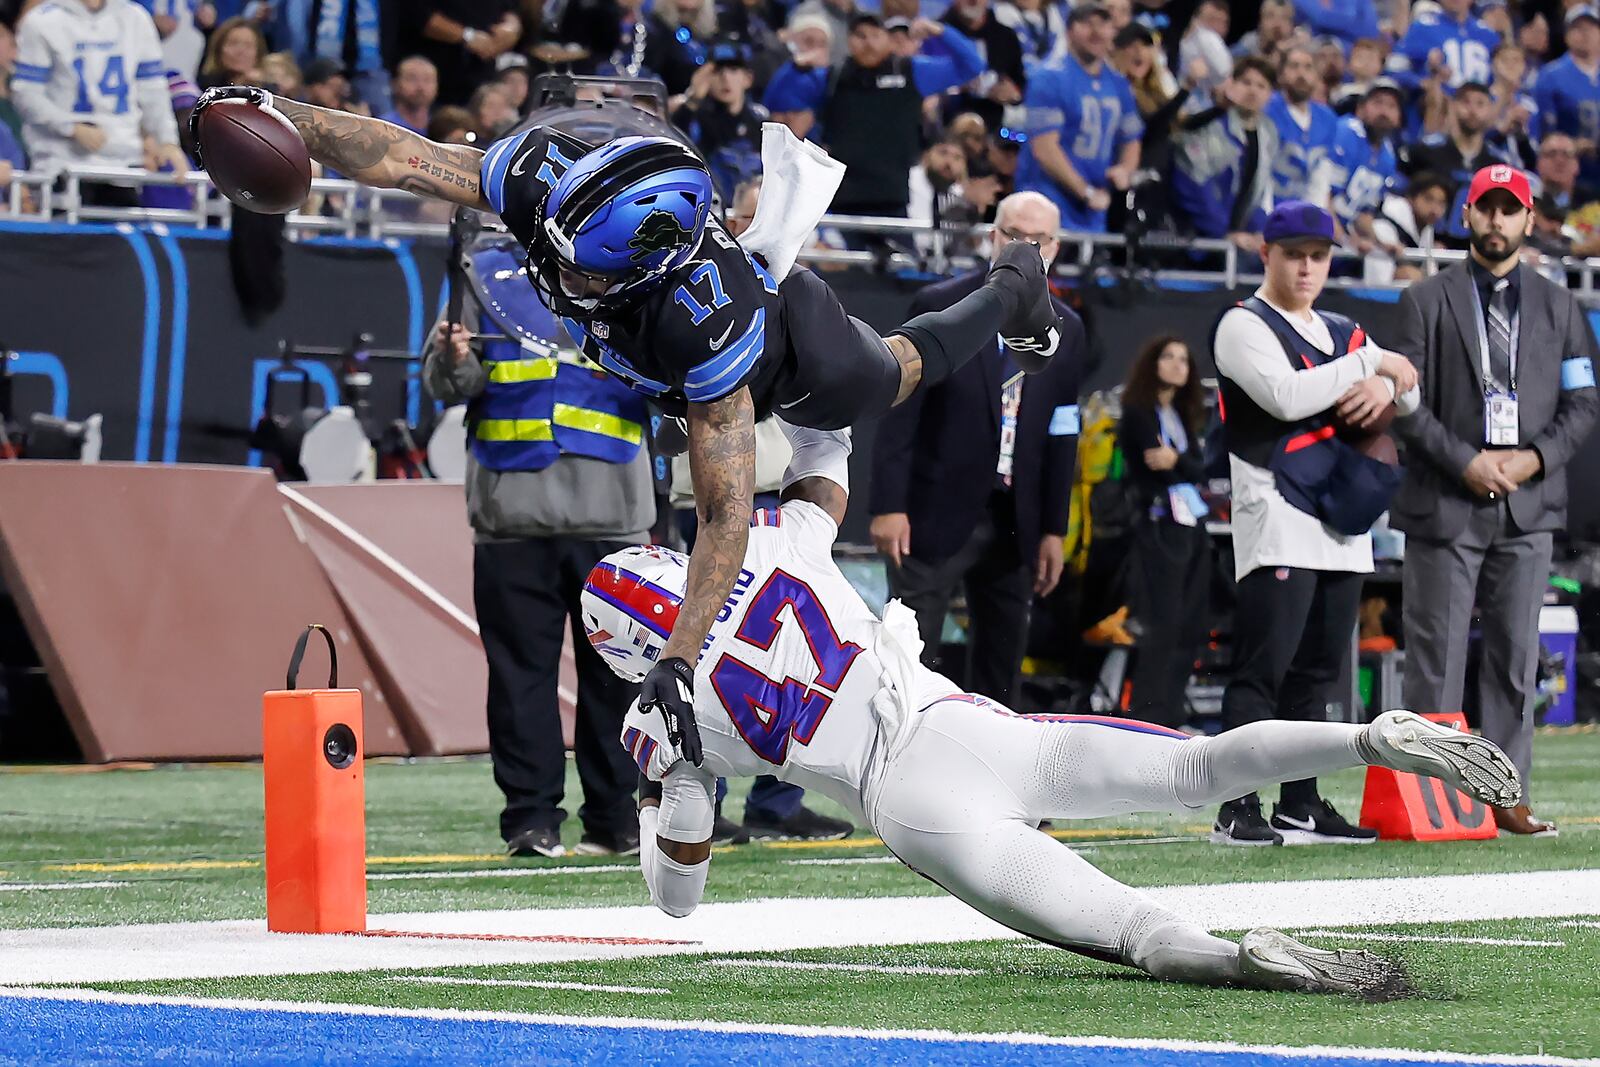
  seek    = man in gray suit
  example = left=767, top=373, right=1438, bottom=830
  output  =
left=1391, top=164, right=1600, bottom=837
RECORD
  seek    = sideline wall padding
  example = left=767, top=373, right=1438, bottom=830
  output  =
left=0, top=463, right=407, bottom=761
left=284, top=483, right=578, bottom=756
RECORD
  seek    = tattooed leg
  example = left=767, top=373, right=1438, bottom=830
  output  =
left=887, top=334, right=923, bottom=406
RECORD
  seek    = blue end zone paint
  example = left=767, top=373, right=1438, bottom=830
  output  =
left=156, top=232, right=189, bottom=463
left=0, top=996, right=1557, bottom=1067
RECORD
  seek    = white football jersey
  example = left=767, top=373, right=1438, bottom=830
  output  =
left=621, top=500, right=959, bottom=821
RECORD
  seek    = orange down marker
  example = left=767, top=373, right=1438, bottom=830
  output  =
left=1359, top=711, right=1498, bottom=842
left=263, top=625, right=367, bottom=933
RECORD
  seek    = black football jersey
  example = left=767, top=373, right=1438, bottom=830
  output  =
left=479, top=126, right=789, bottom=414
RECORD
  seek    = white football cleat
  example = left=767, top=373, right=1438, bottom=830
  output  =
left=1238, top=929, right=1410, bottom=998
left=1364, top=709, right=1521, bottom=808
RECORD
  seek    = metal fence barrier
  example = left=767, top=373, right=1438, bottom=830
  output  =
left=11, top=163, right=1600, bottom=299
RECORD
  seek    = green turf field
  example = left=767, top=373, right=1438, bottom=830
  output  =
left=2, top=730, right=1598, bottom=1060
left=102, top=916, right=1600, bottom=1058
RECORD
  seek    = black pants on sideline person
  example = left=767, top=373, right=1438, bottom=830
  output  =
left=474, top=537, right=640, bottom=843
left=1128, top=518, right=1211, bottom=729
left=890, top=493, right=1032, bottom=706
left=1221, top=567, right=1364, bottom=804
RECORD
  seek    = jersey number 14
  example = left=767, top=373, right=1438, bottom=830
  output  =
left=708, top=570, right=864, bottom=764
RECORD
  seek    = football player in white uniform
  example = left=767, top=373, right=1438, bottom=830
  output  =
left=580, top=423, right=1522, bottom=997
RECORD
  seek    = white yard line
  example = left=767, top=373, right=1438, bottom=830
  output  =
left=0, top=881, right=127, bottom=892
left=1, top=986, right=1596, bottom=1066
left=369, top=865, right=635, bottom=882
left=1294, top=930, right=1566, bottom=948
left=784, top=857, right=898, bottom=867
left=706, top=958, right=984, bottom=976
left=1, top=869, right=1597, bottom=985
left=390, top=976, right=669, bottom=995
left=1557, top=920, right=1600, bottom=930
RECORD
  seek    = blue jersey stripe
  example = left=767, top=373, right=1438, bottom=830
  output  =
left=12, top=62, right=49, bottom=82
left=683, top=308, right=764, bottom=396
left=135, top=61, right=165, bottom=79
left=482, top=132, right=527, bottom=215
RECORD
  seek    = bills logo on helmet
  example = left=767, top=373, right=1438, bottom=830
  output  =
left=630, top=209, right=694, bottom=260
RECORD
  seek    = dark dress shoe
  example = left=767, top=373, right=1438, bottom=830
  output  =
left=1493, top=804, right=1558, bottom=837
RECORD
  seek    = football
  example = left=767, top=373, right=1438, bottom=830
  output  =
left=195, top=100, right=311, bottom=214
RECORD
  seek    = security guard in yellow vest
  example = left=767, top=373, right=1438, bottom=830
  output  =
left=425, top=266, right=655, bottom=859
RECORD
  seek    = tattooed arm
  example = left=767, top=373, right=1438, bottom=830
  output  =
left=662, top=386, right=757, bottom=665
left=271, top=98, right=490, bottom=210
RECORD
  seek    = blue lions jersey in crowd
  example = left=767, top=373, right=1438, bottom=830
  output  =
left=1016, top=53, right=1142, bottom=232
left=479, top=128, right=786, bottom=415
left=1534, top=54, right=1600, bottom=183
left=1326, top=117, right=1397, bottom=228
left=1265, top=94, right=1340, bottom=202
left=1388, top=12, right=1499, bottom=90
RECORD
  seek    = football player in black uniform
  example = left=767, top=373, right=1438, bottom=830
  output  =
left=191, top=86, right=1062, bottom=762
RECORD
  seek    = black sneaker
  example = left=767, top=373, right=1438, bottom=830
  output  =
left=1211, top=794, right=1283, bottom=846
left=506, top=826, right=566, bottom=858
left=573, top=827, right=642, bottom=857
left=743, top=805, right=853, bottom=842
left=711, top=813, right=751, bottom=846
left=989, top=240, right=1061, bottom=373
left=1271, top=798, right=1378, bottom=846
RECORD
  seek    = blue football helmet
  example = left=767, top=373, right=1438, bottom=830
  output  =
left=528, top=136, right=714, bottom=318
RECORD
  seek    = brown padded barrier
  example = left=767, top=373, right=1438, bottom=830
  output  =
left=284, top=483, right=578, bottom=756
left=0, top=463, right=408, bottom=761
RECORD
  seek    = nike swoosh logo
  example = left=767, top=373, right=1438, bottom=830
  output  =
left=708, top=321, right=736, bottom=352
left=509, top=143, right=541, bottom=177
left=1275, top=814, right=1317, bottom=831
left=778, top=392, right=812, bottom=410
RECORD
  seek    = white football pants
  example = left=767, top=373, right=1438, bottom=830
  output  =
left=872, top=697, right=1369, bottom=984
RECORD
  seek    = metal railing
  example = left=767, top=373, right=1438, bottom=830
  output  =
left=9, top=163, right=1600, bottom=299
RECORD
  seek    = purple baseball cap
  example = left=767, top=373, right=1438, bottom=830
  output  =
left=1263, top=200, right=1336, bottom=245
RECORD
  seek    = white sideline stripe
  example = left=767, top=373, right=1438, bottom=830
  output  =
left=1294, top=930, right=1566, bottom=948
left=1557, top=920, right=1600, bottom=929
left=785, top=857, right=897, bottom=867
left=392, top=976, right=669, bottom=995
left=707, top=958, right=983, bottom=976
left=369, top=865, right=635, bottom=882
left=3, top=869, right=1598, bottom=985
left=2, top=986, right=1596, bottom=1066
left=0, top=881, right=127, bottom=892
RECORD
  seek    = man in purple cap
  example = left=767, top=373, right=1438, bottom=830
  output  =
left=1208, top=201, right=1421, bottom=846
left=1390, top=164, right=1600, bottom=837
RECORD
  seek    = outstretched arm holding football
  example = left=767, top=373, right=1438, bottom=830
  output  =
left=191, top=87, right=490, bottom=211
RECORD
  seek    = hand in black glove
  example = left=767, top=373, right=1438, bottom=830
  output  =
left=188, top=85, right=276, bottom=169
left=639, top=657, right=703, bottom=766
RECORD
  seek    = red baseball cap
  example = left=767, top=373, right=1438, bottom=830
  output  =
left=1466, top=164, right=1533, bottom=209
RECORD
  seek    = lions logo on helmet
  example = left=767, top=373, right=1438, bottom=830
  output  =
left=630, top=209, right=695, bottom=261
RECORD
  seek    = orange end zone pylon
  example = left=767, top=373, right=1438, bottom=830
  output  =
left=263, top=624, right=368, bottom=933
left=1359, top=711, right=1498, bottom=842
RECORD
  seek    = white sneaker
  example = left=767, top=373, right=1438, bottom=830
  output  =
left=1364, top=710, right=1521, bottom=808
left=1238, top=929, right=1410, bottom=998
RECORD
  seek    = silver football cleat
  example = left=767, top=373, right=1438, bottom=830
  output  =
left=1365, top=709, right=1522, bottom=808
left=1238, top=929, right=1411, bottom=999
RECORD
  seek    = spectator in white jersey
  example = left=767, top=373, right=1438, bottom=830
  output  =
left=13, top=0, right=185, bottom=207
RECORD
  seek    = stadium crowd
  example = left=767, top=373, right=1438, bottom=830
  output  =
left=1, top=0, right=1599, bottom=267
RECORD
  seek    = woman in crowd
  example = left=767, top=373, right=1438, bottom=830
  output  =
left=993, top=0, right=1066, bottom=68
left=198, top=17, right=267, bottom=92
left=1119, top=334, right=1212, bottom=731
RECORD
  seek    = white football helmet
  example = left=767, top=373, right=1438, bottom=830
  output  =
left=580, top=544, right=690, bottom=682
